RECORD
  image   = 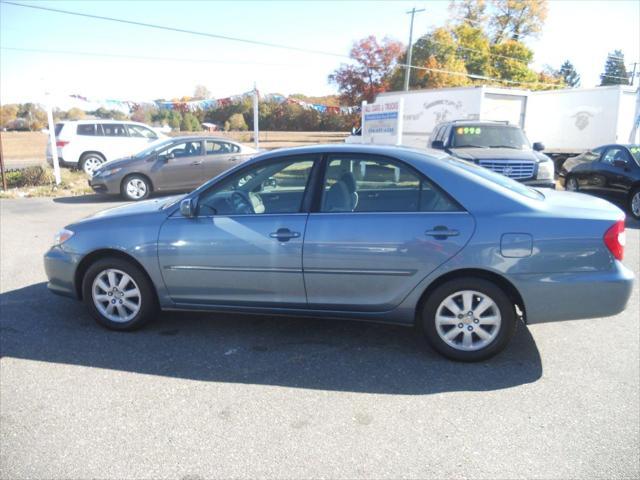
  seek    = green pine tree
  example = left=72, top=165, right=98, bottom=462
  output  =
left=559, top=60, right=580, bottom=87
left=600, top=50, right=629, bottom=86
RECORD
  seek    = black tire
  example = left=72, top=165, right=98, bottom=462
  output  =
left=564, top=175, right=579, bottom=192
left=420, top=277, right=517, bottom=362
left=629, top=187, right=640, bottom=220
left=79, top=152, right=106, bottom=176
left=121, top=174, right=152, bottom=201
left=82, top=257, right=158, bottom=331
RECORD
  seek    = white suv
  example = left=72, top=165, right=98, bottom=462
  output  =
left=47, top=120, right=166, bottom=175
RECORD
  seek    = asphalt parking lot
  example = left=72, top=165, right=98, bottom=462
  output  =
left=1, top=195, right=639, bottom=479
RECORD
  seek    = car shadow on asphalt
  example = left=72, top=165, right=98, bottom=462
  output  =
left=0, top=282, right=543, bottom=395
left=52, top=194, right=121, bottom=204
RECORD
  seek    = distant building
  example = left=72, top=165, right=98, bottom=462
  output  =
left=201, top=122, right=220, bottom=132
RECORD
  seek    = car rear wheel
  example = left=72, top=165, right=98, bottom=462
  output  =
left=420, top=278, right=517, bottom=362
left=565, top=175, right=579, bottom=192
left=82, top=257, right=157, bottom=330
left=629, top=188, right=640, bottom=220
left=80, top=153, right=105, bottom=176
left=121, top=174, right=151, bottom=201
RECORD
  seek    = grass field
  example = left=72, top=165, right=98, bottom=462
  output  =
left=0, top=131, right=349, bottom=168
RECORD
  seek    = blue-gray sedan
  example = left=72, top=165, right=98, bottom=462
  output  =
left=44, top=145, right=635, bottom=361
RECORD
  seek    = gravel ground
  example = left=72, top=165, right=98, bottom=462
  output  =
left=1, top=196, right=638, bottom=479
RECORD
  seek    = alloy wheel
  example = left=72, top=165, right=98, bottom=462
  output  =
left=631, top=191, right=640, bottom=218
left=83, top=157, right=104, bottom=176
left=126, top=178, right=148, bottom=199
left=434, top=290, right=502, bottom=351
left=91, top=268, right=141, bottom=323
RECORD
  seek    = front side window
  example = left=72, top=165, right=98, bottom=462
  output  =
left=197, top=156, right=316, bottom=216
left=127, top=124, right=158, bottom=139
left=321, top=155, right=461, bottom=213
left=602, top=147, right=630, bottom=165
left=162, top=140, right=202, bottom=158
left=451, top=125, right=530, bottom=149
left=76, top=124, right=96, bottom=136
left=101, top=123, right=127, bottom=137
left=206, top=140, right=240, bottom=155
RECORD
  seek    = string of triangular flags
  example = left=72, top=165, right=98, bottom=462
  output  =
left=68, top=91, right=359, bottom=115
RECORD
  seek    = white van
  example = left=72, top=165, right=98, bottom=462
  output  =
left=46, top=120, right=167, bottom=175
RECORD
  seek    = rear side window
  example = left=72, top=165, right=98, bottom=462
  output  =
left=54, top=124, right=64, bottom=136
left=100, top=124, right=128, bottom=137
left=321, top=155, right=462, bottom=213
left=206, top=140, right=240, bottom=155
left=76, top=124, right=96, bottom=136
left=127, top=124, right=158, bottom=139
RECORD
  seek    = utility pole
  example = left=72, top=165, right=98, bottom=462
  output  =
left=0, top=131, right=7, bottom=190
left=403, top=7, right=425, bottom=92
left=629, top=62, right=638, bottom=86
left=253, top=82, right=259, bottom=150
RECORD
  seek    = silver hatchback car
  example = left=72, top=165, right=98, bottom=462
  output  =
left=45, top=145, right=634, bottom=361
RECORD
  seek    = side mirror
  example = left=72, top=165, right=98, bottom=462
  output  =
left=613, top=159, right=628, bottom=169
left=431, top=140, right=445, bottom=150
left=180, top=197, right=196, bottom=218
left=533, top=142, right=545, bottom=152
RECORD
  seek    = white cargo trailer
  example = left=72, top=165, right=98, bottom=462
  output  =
left=524, top=85, right=639, bottom=159
left=351, top=85, right=640, bottom=163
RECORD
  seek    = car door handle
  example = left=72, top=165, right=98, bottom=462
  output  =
left=425, top=226, right=459, bottom=239
left=191, top=160, right=203, bottom=165
left=269, top=228, right=301, bottom=242
left=229, top=156, right=239, bottom=162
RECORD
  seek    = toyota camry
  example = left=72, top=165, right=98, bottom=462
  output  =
left=44, top=145, right=634, bottom=361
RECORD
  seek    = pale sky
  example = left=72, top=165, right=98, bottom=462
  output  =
left=1, top=0, right=638, bottom=105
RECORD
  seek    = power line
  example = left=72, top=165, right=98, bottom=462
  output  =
left=1, top=1, right=350, bottom=59
left=398, top=63, right=564, bottom=88
left=0, top=46, right=299, bottom=68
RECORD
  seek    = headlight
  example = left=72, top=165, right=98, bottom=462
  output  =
left=537, top=160, right=555, bottom=181
left=98, top=167, right=122, bottom=177
left=53, top=228, right=74, bottom=246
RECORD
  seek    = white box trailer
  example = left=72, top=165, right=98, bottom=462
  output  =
left=525, top=85, right=640, bottom=159
left=355, top=85, right=640, bottom=162
left=372, top=86, right=530, bottom=149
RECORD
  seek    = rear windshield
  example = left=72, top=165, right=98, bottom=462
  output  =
left=54, top=123, right=64, bottom=136
left=447, top=157, right=544, bottom=200
left=451, top=125, right=530, bottom=150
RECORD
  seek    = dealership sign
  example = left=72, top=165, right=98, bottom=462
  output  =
left=362, top=98, right=404, bottom=145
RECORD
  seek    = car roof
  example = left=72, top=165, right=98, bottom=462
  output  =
left=59, top=119, right=151, bottom=126
left=169, top=135, right=242, bottom=144
left=440, top=120, right=518, bottom=127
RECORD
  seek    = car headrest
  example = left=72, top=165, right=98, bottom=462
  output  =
left=340, top=172, right=357, bottom=193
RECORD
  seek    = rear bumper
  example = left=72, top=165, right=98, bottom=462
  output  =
left=44, top=246, right=80, bottom=299
left=508, top=262, right=635, bottom=324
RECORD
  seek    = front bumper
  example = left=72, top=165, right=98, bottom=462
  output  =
left=88, top=175, right=121, bottom=195
left=44, top=246, right=80, bottom=299
left=522, top=179, right=556, bottom=189
left=508, top=261, right=635, bottom=324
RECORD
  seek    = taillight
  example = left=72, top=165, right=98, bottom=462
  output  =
left=56, top=140, right=69, bottom=147
left=604, top=220, right=626, bottom=261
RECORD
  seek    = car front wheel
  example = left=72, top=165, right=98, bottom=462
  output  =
left=421, top=278, right=517, bottom=362
left=82, top=257, right=157, bottom=330
left=565, top=175, right=579, bottom=192
left=121, top=174, right=151, bottom=201
left=630, top=188, right=640, bottom=220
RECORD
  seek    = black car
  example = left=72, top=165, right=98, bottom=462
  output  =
left=428, top=120, right=555, bottom=189
left=561, top=144, right=640, bottom=219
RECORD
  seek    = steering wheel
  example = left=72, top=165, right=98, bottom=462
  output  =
left=228, top=190, right=254, bottom=214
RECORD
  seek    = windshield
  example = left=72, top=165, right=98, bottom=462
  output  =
left=133, top=138, right=174, bottom=158
left=629, top=145, right=640, bottom=164
left=451, top=125, right=531, bottom=149
left=447, top=157, right=544, bottom=200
